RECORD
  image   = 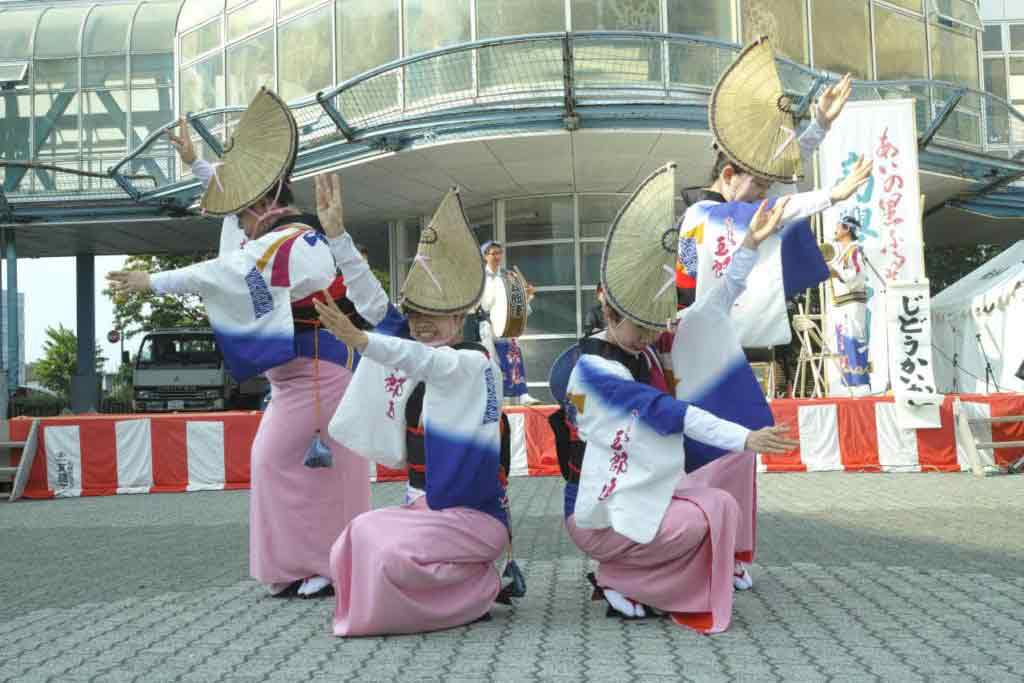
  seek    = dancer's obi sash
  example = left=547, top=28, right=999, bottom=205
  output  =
left=567, top=352, right=688, bottom=545
left=191, top=225, right=336, bottom=381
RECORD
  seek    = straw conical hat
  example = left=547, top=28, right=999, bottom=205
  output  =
left=200, top=88, right=298, bottom=216
left=601, top=163, right=679, bottom=330
left=709, top=37, right=802, bottom=183
left=401, top=188, right=485, bottom=315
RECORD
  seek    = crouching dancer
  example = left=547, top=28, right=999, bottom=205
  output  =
left=316, top=183, right=516, bottom=636
left=561, top=164, right=797, bottom=633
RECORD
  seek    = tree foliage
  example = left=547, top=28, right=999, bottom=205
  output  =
left=924, top=244, right=1010, bottom=295
left=104, top=253, right=213, bottom=344
left=34, top=324, right=108, bottom=398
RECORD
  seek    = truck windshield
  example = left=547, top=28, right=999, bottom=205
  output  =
left=137, top=334, right=222, bottom=369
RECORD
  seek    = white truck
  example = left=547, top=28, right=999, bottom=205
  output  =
left=131, top=329, right=267, bottom=412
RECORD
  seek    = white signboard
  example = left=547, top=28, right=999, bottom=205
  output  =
left=886, top=280, right=942, bottom=429
left=818, top=99, right=924, bottom=396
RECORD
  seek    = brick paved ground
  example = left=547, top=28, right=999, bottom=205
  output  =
left=2, top=473, right=1023, bottom=682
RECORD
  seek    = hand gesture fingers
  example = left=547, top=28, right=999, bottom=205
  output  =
left=313, top=290, right=353, bottom=338
left=747, top=196, right=791, bottom=245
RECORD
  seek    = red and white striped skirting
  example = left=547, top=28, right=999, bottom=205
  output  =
left=10, top=395, right=1024, bottom=500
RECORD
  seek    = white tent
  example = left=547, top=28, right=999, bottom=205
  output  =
left=932, top=241, right=1024, bottom=394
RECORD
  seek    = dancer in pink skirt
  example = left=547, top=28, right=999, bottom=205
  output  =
left=316, top=180, right=518, bottom=636
left=108, top=89, right=384, bottom=599
left=554, top=164, right=798, bottom=633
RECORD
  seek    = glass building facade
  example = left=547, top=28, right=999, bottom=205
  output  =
left=0, top=0, right=182, bottom=195
left=981, top=19, right=1024, bottom=144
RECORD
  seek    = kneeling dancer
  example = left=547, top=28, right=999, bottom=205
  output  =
left=561, top=164, right=797, bottom=633
left=318, top=185, right=514, bottom=636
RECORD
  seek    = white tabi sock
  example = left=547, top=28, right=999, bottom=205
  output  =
left=268, top=581, right=295, bottom=596
left=733, top=563, right=753, bottom=591
left=603, top=588, right=646, bottom=619
left=297, top=575, right=331, bottom=596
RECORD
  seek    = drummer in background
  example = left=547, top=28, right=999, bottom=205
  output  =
left=479, top=241, right=540, bottom=405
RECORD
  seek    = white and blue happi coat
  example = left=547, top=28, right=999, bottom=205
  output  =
left=567, top=247, right=774, bottom=544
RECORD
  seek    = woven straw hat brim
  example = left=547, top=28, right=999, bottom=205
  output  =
left=200, top=88, right=298, bottom=216
left=710, top=37, right=802, bottom=184
left=601, top=163, right=679, bottom=330
left=401, top=188, right=485, bottom=315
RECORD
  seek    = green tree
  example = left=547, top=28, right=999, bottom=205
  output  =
left=34, top=324, right=108, bottom=398
left=925, top=244, right=1010, bottom=295
left=104, top=253, right=213, bottom=343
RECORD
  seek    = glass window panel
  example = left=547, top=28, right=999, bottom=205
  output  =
left=983, top=25, right=1003, bottom=52
left=505, top=196, right=574, bottom=241
left=669, top=40, right=734, bottom=87
left=404, top=0, right=471, bottom=104
left=984, top=58, right=1009, bottom=145
left=36, top=6, right=88, bottom=58
left=33, top=92, right=81, bottom=155
left=180, top=19, right=222, bottom=63
left=280, top=0, right=324, bottom=17
left=1011, top=25, right=1024, bottom=52
left=581, top=287, right=601, bottom=331
left=885, top=0, right=921, bottom=11
left=131, top=53, right=174, bottom=87
left=932, top=0, right=980, bottom=28
left=1009, top=58, right=1024, bottom=98
left=83, top=4, right=134, bottom=56
left=930, top=25, right=979, bottom=88
left=0, top=93, right=32, bottom=170
left=466, top=203, right=495, bottom=246
left=741, top=0, right=807, bottom=64
left=338, top=0, right=399, bottom=80
left=525, top=291, right=577, bottom=336
left=0, top=10, right=43, bottom=59
left=180, top=55, right=224, bottom=113
left=405, top=0, right=470, bottom=55
left=874, top=6, right=927, bottom=80
left=278, top=7, right=333, bottom=102
left=571, top=0, right=660, bottom=30
left=477, top=0, right=565, bottom=38
left=178, top=0, right=223, bottom=32
left=579, top=195, right=625, bottom=238
left=83, top=90, right=129, bottom=153
left=34, top=59, right=80, bottom=91
left=518, top=338, right=576, bottom=397
left=228, top=0, right=273, bottom=41
left=667, top=0, right=732, bottom=39
left=85, top=56, right=128, bottom=88
left=810, top=0, right=870, bottom=78
left=226, top=31, right=274, bottom=105
left=132, top=87, right=175, bottom=141
left=579, top=241, right=605, bottom=286
left=504, top=242, right=575, bottom=287
left=132, top=2, right=182, bottom=52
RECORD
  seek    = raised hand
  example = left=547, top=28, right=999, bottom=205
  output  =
left=106, top=270, right=152, bottom=294
left=167, top=116, right=197, bottom=166
left=830, top=156, right=874, bottom=203
left=745, top=423, right=799, bottom=454
left=315, top=173, right=346, bottom=239
left=815, top=74, right=853, bottom=129
left=742, top=196, right=791, bottom=249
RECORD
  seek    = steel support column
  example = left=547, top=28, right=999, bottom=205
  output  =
left=4, top=230, right=18, bottom=398
left=70, top=254, right=100, bottom=413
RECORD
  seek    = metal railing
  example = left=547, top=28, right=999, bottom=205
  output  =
left=5, top=31, right=1024, bottom=208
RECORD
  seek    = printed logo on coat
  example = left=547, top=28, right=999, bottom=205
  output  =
left=245, top=267, right=274, bottom=319
left=483, top=367, right=499, bottom=424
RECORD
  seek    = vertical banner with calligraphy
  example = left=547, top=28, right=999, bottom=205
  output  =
left=886, top=280, right=942, bottom=429
left=817, top=100, right=924, bottom=396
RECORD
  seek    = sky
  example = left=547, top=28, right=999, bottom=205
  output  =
left=4, top=255, right=128, bottom=375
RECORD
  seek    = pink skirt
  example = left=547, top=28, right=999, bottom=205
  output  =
left=249, top=357, right=371, bottom=585
left=330, top=496, right=508, bottom=636
left=681, top=451, right=757, bottom=562
left=567, top=486, right=739, bottom=634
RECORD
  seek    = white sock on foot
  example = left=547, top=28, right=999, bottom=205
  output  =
left=733, top=563, right=753, bottom=591
left=604, top=588, right=645, bottom=618
left=298, top=575, right=331, bottom=596
left=268, top=581, right=294, bottom=596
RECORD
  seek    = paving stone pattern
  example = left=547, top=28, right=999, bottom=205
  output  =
left=2, top=473, right=1023, bottom=682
